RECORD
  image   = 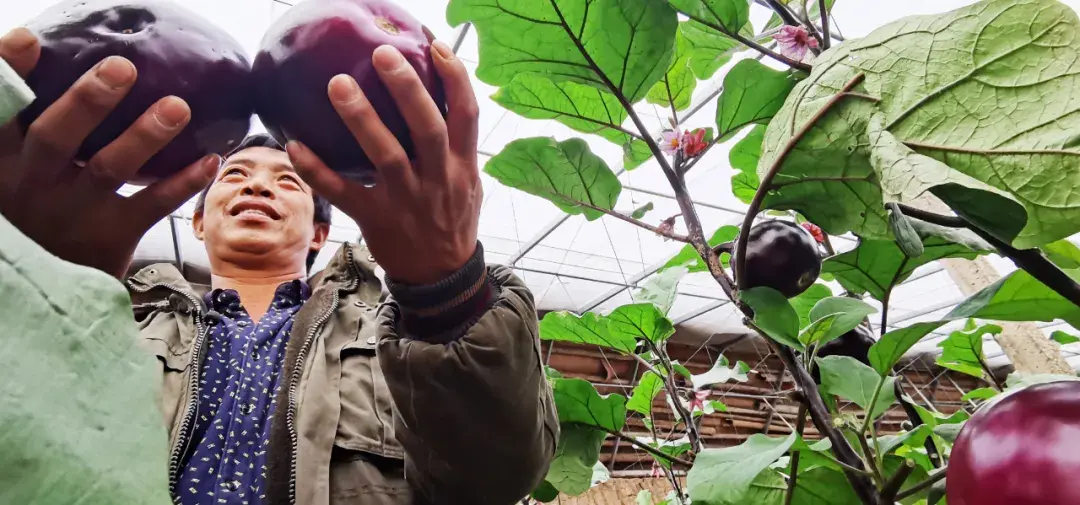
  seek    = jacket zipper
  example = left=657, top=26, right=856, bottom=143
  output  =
left=287, top=246, right=363, bottom=504
left=128, top=281, right=209, bottom=490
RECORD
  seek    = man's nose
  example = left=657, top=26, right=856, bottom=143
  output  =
left=240, top=177, right=274, bottom=198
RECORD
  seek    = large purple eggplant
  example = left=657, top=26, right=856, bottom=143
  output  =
left=18, top=0, right=252, bottom=185
left=253, top=0, right=445, bottom=182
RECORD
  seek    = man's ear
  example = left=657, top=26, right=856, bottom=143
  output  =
left=310, top=222, right=330, bottom=252
left=192, top=211, right=205, bottom=241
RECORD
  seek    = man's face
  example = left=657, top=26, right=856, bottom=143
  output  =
left=193, top=146, right=328, bottom=270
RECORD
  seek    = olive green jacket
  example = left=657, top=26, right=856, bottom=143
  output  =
left=127, top=243, right=558, bottom=505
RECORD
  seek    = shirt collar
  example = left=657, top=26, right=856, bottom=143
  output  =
left=203, top=279, right=311, bottom=315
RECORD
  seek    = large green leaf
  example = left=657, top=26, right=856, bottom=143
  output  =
left=490, top=75, right=645, bottom=161
left=668, top=0, right=751, bottom=34
left=540, top=311, right=637, bottom=354
left=1043, top=239, right=1080, bottom=270
left=790, top=283, right=833, bottom=329
left=799, top=297, right=877, bottom=346
left=663, top=225, right=739, bottom=272
left=868, top=321, right=946, bottom=376
left=680, top=20, right=740, bottom=79
left=608, top=303, right=676, bottom=345
left=626, top=371, right=665, bottom=416
left=816, top=355, right=897, bottom=420
left=730, top=125, right=765, bottom=204
left=822, top=237, right=983, bottom=301
left=936, top=321, right=999, bottom=379
left=790, top=467, right=862, bottom=505
left=946, top=269, right=1080, bottom=328
left=715, top=59, right=801, bottom=141
left=633, top=266, right=687, bottom=315
left=545, top=424, right=608, bottom=495
left=740, top=287, right=802, bottom=350
left=647, top=29, right=697, bottom=112
left=448, top=0, right=678, bottom=103
left=687, top=433, right=796, bottom=505
left=531, top=480, right=559, bottom=502
left=551, top=378, right=627, bottom=431
left=691, top=355, right=750, bottom=390
left=485, top=137, right=621, bottom=220
left=758, top=0, right=1080, bottom=248
left=738, top=470, right=786, bottom=505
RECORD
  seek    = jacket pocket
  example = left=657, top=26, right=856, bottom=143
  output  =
left=328, top=446, right=411, bottom=505
left=336, top=332, right=404, bottom=460
left=137, top=310, right=192, bottom=372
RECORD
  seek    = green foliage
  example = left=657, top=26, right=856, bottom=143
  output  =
left=485, top=137, right=621, bottom=220
left=869, top=322, right=944, bottom=376
left=691, top=355, right=750, bottom=390
left=947, top=269, right=1080, bottom=328
left=823, top=238, right=983, bottom=301
left=545, top=424, right=608, bottom=495
left=936, top=321, right=1000, bottom=379
left=680, top=21, right=740, bottom=79
left=633, top=266, right=688, bottom=315
left=961, top=387, right=999, bottom=402
left=668, top=0, right=751, bottom=33
left=758, top=0, right=1080, bottom=248
left=740, top=287, right=802, bottom=350
left=1051, top=330, right=1080, bottom=345
left=730, top=125, right=766, bottom=204
left=630, top=202, right=655, bottom=220
left=647, top=29, right=698, bottom=112
left=663, top=225, right=740, bottom=272
left=687, top=433, right=796, bottom=505
left=789, top=467, right=862, bottom=505
left=715, top=59, right=801, bottom=140
left=531, top=480, right=559, bottom=502
left=551, top=378, right=627, bottom=431
left=540, top=311, right=637, bottom=354
left=1042, top=239, right=1080, bottom=269
left=608, top=303, right=677, bottom=345
left=448, top=0, right=678, bottom=103
left=816, top=356, right=897, bottom=420
left=790, top=283, right=833, bottom=329
left=626, top=371, right=665, bottom=416
left=799, top=297, right=877, bottom=347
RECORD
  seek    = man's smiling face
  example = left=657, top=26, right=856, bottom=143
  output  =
left=194, top=146, right=327, bottom=270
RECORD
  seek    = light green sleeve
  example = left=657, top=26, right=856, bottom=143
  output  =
left=0, top=213, right=172, bottom=505
left=0, top=55, right=34, bottom=124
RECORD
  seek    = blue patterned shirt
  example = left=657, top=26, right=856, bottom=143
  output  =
left=175, top=280, right=310, bottom=505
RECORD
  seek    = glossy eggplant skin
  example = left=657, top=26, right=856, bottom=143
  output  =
left=18, top=0, right=253, bottom=185
left=948, top=380, right=1080, bottom=505
left=736, top=220, right=822, bottom=298
left=253, top=0, right=445, bottom=182
left=810, top=325, right=875, bottom=383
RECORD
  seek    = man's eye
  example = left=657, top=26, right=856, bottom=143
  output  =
left=280, top=175, right=301, bottom=186
left=222, top=167, right=245, bottom=178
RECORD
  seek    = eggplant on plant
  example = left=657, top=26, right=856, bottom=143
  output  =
left=450, top=0, right=1080, bottom=503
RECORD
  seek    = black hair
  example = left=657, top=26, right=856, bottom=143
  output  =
left=193, top=133, right=333, bottom=272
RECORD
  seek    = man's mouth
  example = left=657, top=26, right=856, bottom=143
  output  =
left=229, top=201, right=281, bottom=220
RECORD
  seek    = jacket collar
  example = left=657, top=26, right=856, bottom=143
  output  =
left=126, top=242, right=382, bottom=307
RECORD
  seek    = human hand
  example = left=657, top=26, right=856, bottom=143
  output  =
left=0, top=27, right=219, bottom=279
left=286, top=40, right=481, bottom=285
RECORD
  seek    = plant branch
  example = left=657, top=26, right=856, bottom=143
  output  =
left=821, top=234, right=836, bottom=256
left=784, top=403, right=809, bottom=505
left=574, top=423, right=695, bottom=468
left=880, top=258, right=909, bottom=336
left=633, top=353, right=663, bottom=378
left=735, top=73, right=869, bottom=290
left=756, top=330, right=884, bottom=505
left=854, top=430, right=885, bottom=486
left=896, top=467, right=947, bottom=501
left=648, top=339, right=705, bottom=453
left=575, top=199, right=692, bottom=243
left=896, top=203, right=1080, bottom=310
left=978, top=354, right=1005, bottom=391
left=818, top=0, right=831, bottom=50
left=682, top=12, right=812, bottom=72
left=881, top=459, right=916, bottom=502
left=859, top=375, right=887, bottom=436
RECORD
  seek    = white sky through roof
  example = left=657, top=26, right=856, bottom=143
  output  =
left=6, top=0, right=1080, bottom=369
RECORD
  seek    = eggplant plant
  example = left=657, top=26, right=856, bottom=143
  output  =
left=446, top=0, right=1080, bottom=503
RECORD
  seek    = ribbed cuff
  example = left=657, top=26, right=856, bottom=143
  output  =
left=385, top=242, right=495, bottom=343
